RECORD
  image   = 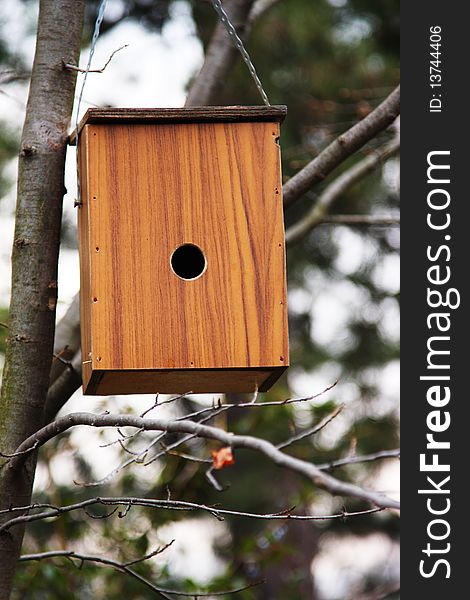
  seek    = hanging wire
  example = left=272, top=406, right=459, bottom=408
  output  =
left=74, top=0, right=108, bottom=206
left=210, top=0, right=271, bottom=106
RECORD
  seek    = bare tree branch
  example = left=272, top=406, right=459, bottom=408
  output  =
left=19, top=547, right=264, bottom=598
left=19, top=544, right=172, bottom=600
left=1, top=496, right=386, bottom=533
left=80, top=385, right=336, bottom=486
left=285, top=135, right=400, bottom=244
left=9, top=413, right=399, bottom=509
left=317, top=449, right=400, bottom=471
left=0, top=69, right=30, bottom=85
left=283, top=86, right=400, bottom=207
left=320, top=215, right=400, bottom=226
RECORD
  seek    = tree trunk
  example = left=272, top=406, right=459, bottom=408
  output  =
left=0, top=1, right=85, bottom=598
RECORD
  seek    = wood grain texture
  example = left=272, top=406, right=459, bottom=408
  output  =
left=70, top=106, right=287, bottom=144
left=78, top=119, right=288, bottom=394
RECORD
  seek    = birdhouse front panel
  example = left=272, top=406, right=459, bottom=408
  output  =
left=77, top=107, right=288, bottom=394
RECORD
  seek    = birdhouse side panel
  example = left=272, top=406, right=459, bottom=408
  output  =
left=77, top=126, right=93, bottom=389
left=223, top=121, right=288, bottom=367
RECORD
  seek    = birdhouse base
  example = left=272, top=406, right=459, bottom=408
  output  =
left=83, top=367, right=287, bottom=396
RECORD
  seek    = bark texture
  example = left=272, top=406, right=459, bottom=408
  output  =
left=0, top=1, right=85, bottom=597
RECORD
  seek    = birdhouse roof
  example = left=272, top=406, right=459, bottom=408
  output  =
left=69, top=105, right=287, bottom=145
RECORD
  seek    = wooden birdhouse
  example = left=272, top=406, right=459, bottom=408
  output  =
left=75, top=106, right=289, bottom=395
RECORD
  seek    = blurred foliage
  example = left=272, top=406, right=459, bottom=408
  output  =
left=1, top=0, right=401, bottom=598
left=0, top=125, right=18, bottom=198
left=0, top=6, right=25, bottom=200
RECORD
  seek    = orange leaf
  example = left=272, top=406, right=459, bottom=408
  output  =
left=211, top=447, right=235, bottom=470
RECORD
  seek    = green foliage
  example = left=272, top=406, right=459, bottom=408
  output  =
left=0, top=123, right=19, bottom=200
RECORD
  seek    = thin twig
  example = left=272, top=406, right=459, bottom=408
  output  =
left=140, top=394, right=160, bottom=418
left=117, top=438, right=144, bottom=457
left=100, top=427, right=144, bottom=447
left=178, top=381, right=338, bottom=422
left=0, top=440, right=39, bottom=459
left=317, top=449, right=400, bottom=471
left=155, top=392, right=193, bottom=407
left=63, top=44, right=128, bottom=74
left=205, top=467, right=228, bottom=492
left=77, top=432, right=166, bottom=487
left=0, top=69, right=30, bottom=84
left=52, top=352, right=77, bottom=373
left=118, top=502, right=132, bottom=519
left=83, top=506, right=119, bottom=520
left=161, top=580, right=264, bottom=597
left=123, top=540, right=175, bottom=567
left=320, top=215, right=400, bottom=226
left=0, top=502, right=58, bottom=517
left=18, top=549, right=173, bottom=600
left=276, top=404, right=344, bottom=450
left=162, top=446, right=212, bottom=464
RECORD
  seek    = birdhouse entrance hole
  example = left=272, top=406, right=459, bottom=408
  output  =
left=170, top=244, right=206, bottom=280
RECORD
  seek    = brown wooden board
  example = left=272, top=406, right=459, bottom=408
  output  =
left=85, top=368, right=287, bottom=395
left=70, top=105, right=287, bottom=144
left=78, top=119, right=288, bottom=394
